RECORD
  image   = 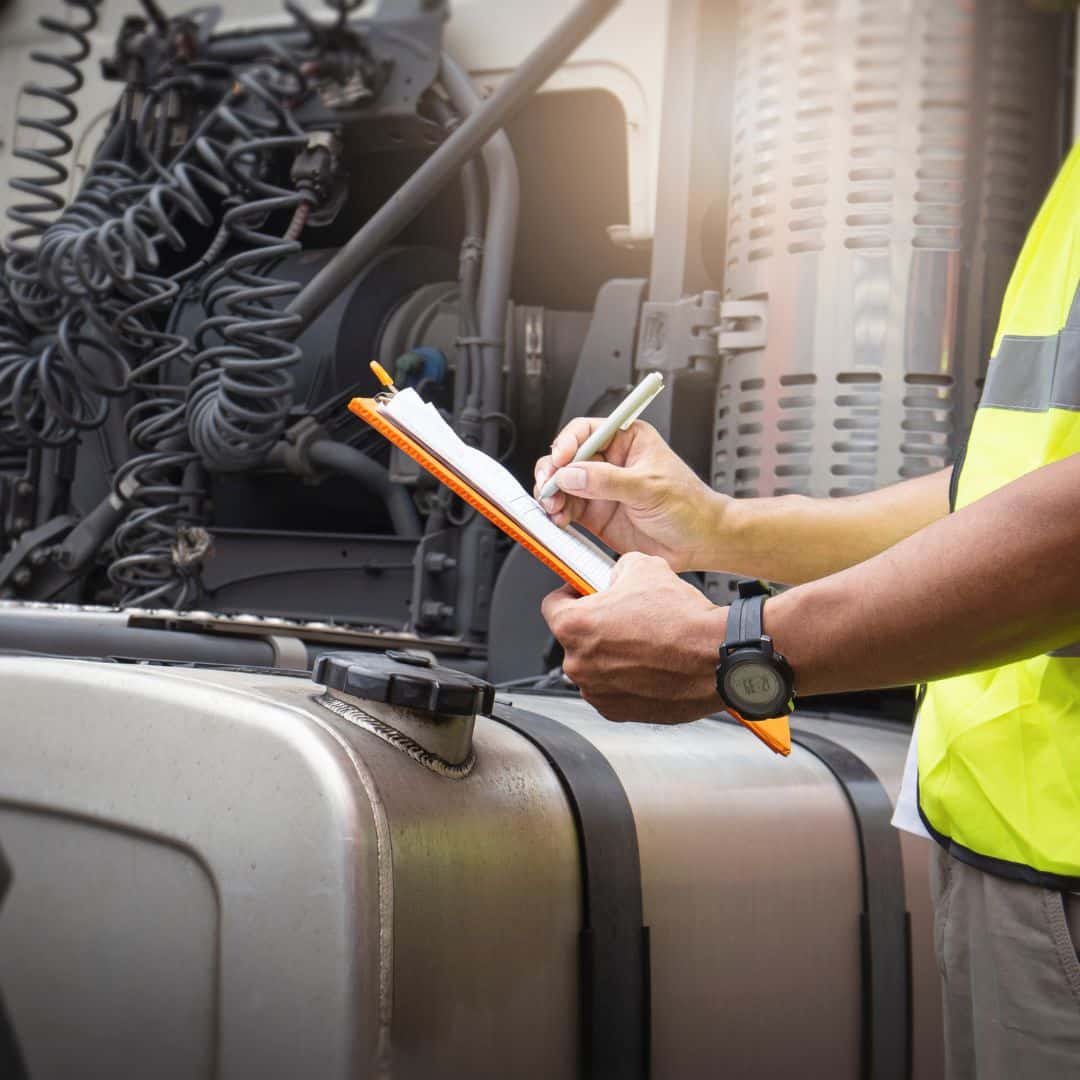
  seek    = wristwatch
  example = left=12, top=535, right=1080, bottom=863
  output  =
left=716, top=581, right=796, bottom=721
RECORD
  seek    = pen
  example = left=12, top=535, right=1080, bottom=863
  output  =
left=539, top=371, right=665, bottom=500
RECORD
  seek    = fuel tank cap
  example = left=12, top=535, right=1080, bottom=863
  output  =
left=313, top=651, right=495, bottom=718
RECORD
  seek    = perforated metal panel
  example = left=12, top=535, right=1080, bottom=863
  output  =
left=713, top=0, right=1062, bottom=507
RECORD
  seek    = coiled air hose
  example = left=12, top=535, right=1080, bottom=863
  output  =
left=108, top=63, right=315, bottom=606
left=3, top=0, right=102, bottom=331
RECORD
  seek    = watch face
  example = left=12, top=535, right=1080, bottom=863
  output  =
left=723, top=659, right=786, bottom=714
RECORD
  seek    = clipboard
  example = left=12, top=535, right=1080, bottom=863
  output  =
left=349, top=396, right=599, bottom=595
left=348, top=394, right=791, bottom=756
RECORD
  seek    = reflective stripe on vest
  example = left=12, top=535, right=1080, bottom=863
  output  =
left=918, top=143, right=1080, bottom=887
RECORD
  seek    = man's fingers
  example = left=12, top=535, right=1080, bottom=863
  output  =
left=539, top=415, right=657, bottom=494
left=549, top=417, right=604, bottom=467
left=534, top=454, right=555, bottom=492
left=548, top=494, right=586, bottom=528
left=541, top=584, right=579, bottom=629
left=544, top=491, right=567, bottom=518
left=553, top=460, right=649, bottom=505
left=608, top=551, right=662, bottom=586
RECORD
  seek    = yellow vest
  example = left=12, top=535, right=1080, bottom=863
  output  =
left=919, top=143, right=1080, bottom=885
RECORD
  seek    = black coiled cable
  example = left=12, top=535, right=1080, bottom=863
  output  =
left=110, top=64, right=313, bottom=604
left=185, top=68, right=313, bottom=472
left=4, top=0, right=102, bottom=331
left=1, top=10, right=323, bottom=605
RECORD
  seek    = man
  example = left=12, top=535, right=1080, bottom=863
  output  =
left=535, top=143, right=1080, bottom=1078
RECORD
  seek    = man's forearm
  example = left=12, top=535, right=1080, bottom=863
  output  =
left=765, top=455, right=1080, bottom=696
left=707, top=467, right=952, bottom=584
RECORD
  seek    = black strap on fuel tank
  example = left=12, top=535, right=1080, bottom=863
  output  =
left=789, top=727, right=911, bottom=1080
left=0, top=843, right=28, bottom=1080
left=492, top=704, right=650, bottom=1080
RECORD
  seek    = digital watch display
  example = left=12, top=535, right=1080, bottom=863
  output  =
left=716, top=584, right=796, bottom=722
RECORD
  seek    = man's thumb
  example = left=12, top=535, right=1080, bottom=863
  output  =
left=554, top=461, right=644, bottom=503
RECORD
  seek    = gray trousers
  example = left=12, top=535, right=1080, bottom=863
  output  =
left=930, top=845, right=1080, bottom=1079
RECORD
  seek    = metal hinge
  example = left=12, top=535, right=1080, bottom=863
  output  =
left=637, top=293, right=768, bottom=374
left=637, top=292, right=721, bottom=373
left=713, top=299, right=768, bottom=353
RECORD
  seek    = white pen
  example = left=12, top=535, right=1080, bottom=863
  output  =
left=539, top=371, right=666, bottom=501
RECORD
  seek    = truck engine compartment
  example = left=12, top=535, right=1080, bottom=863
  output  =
left=0, top=0, right=661, bottom=666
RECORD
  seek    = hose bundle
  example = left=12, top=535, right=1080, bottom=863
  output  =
left=107, top=64, right=314, bottom=604
left=185, top=66, right=314, bottom=472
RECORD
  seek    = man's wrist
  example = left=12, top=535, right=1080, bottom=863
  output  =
left=761, top=579, right=846, bottom=698
left=689, top=489, right=743, bottom=572
left=687, top=599, right=728, bottom=708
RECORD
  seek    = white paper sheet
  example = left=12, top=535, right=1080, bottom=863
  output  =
left=382, top=389, right=613, bottom=591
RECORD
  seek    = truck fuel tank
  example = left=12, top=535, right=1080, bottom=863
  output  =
left=0, top=650, right=942, bottom=1078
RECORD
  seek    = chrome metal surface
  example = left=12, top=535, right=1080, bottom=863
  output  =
left=316, top=691, right=477, bottom=776
left=0, top=653, right=942, bottom=1078
left=713, top=0, right=1061, bottom=512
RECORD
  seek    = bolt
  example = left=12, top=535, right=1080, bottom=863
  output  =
left=419, top=600, right=454, bottom=625
left=424, top=552, right=458, bottom=574
left=12, top=567, right=31, bottom=588
left=12, top=517, right=29, bottom=533
left=15, top=481, right=31, bottom=497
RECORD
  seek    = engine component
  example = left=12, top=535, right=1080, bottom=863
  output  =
left=0, top=0, right=631, bottom=639
left=713, top=0, right=1061, bottom=502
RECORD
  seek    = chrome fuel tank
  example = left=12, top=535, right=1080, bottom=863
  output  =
left=0, top=654, right=942, bottom=1078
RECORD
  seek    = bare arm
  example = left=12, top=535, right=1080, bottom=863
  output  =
left=713, top=467, right=952, bottom=584
left=767, top=453, right=1080, bottom=695
left=542, top=455, right=1080, bottom=724
left=535, top=417, right=953, bottom=583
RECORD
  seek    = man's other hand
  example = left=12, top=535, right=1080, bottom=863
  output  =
left=533, top=419, right=723, bottom=572
left=541, top=552, right=726, bottom=724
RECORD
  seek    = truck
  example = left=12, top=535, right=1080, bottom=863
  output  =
left=0, top=0, right=1069, bottom=1075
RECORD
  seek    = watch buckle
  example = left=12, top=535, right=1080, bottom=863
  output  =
left=736, top=578, right=774, bottom=600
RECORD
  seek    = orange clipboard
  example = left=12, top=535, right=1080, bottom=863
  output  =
left=349, top=396, right=599, bottom=596
left=348, top=395, right=791, bottom=756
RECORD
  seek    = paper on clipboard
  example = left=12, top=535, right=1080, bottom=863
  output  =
left=355, top=389, right=614, bottom=593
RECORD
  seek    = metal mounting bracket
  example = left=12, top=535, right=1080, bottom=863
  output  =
left=636, top=293, right=769, bottom=374
left=713, top=299, right=768, bottom=353
left=636, top=291, right=722, bottom=373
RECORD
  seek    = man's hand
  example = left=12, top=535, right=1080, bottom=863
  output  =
left=533, top=419, right=724, bottom=572
left=541, top=553, right=725, bottom=724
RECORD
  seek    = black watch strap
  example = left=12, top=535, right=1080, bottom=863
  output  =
left=726, top=593, right=766, bottom=649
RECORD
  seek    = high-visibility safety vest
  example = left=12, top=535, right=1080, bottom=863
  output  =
left=918, top=143, right=1080, bottom=888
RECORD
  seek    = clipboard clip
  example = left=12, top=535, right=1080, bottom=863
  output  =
left=370, top=361, right=398, bottom=403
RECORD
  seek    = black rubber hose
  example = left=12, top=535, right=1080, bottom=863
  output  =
left=287, top=0, right=620, bottom=331
left=438, top=54, right=520, bottom=456
left=306, top=439, right=421, bottom=539
left=427, top=94, right=484, bottom=414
